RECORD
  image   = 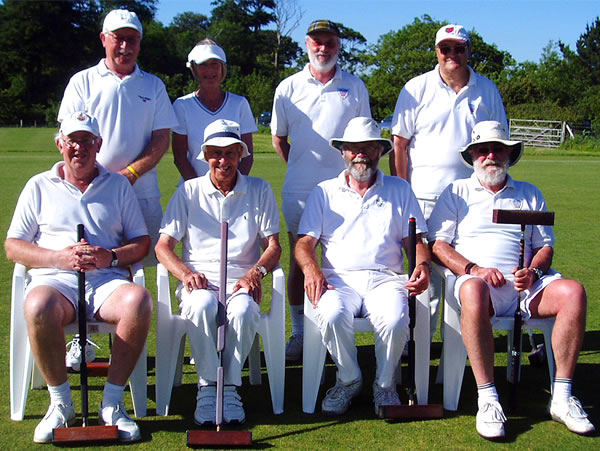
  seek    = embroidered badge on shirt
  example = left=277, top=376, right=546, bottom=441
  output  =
left=512, top=199, right=523, bottom=209
left=138, top=95, right=151, bottom=103
left=338, top=89, right=349, bottom=99
left=376, top=197, right=384, bottom=207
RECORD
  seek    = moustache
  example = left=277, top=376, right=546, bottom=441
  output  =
left=118, top=49, right=133, bottom=56
left=352, top=157, right=370, bottom=164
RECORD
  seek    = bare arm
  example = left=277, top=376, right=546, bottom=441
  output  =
left=391, top=135, right=410, bottom=180
left=5, top=235, right=150, bottom=272
left=514, top=245, right=553, bottom=291
left=172, top=132, right=198, bottom=181
left=295, top=234, right=334, bottom=306
left=402, top=234, right=431, bottom=294
left=272, top=135, right=290, bottom=164
left=238, top=132, right=254, bottom=175
left=119, top=128, right=171, bottom=184
left=234, top=233, right=282, bottom=303
left=155, top=233, right=209, bottom=292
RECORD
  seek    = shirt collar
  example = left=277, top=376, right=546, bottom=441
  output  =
left=435, top=64, right=476, bottom=89
left=97, top=59, right=141, bottom=79
left=336, top=168, right=385, bottom=191
left=469, top=171, right=515, bottom=193
left=49, top=161, right=109, bottom=182
left=200, top=171, right=248, bottom=196
left=303, top=63, right=341, bottom=85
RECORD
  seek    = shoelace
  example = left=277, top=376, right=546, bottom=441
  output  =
left=66, top=336, right=100, bottom=351
left=567, top=397, right=588, bottom=419
left=481, top=402, right=507, bottom=422
left=374, top=388, right=399, bottom=405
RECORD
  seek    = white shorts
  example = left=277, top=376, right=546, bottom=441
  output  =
left=454, top=271, right=563, bottom=320
left=25, top=271, right=131, bottom=318
left=138, top=196, right=162, bottom=266
left=281, top=192, right=308, bottom=237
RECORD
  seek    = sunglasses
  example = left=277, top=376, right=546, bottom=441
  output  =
left=473, top=145, right=509, bottom=156
left=438, top=45, right=467, bottom=55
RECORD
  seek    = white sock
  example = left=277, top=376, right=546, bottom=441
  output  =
left=102, top=381, right=125, bottom=407
left=477, top=382, right=499, bottom=408
left=48, top=380, right=72, bottom=406
left=290, top=304, right=304, bottom=336
left=551, top=378, right=572, bottom=405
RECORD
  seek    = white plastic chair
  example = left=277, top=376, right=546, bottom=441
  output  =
left=302, top=291, right=432, bottom=414
left=10, top=263, right=148, bottom=421
left=155, top=263, right=285, bottom=416
left=433, top=263, right=555, bottom=411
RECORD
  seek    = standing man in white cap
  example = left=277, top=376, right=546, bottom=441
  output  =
left=271, top=20, right=371, bottom=361
left=155, top=119, right=281, bottom=425
left=172, top=38, right=257, bottom=182
left=58, top=9, right=178, bottom=267
left=295, top=117, right=430, bottom=415
left=391, top=24, right=508, bottom=339
left=428, top=120, right=595, bottom=439
left=5, top=112, right=153, bottom=443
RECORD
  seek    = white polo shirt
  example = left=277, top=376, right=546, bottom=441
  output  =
left=159, top=172, right=279, bottom=284
left=7, top=162, right=149, bottom=279
left=271, top=64, right=371, bottom=196
left=298, top=169, right=426, bottom=274
left=58, top=60, right=178, bottom=199
left=392, top=65, right=508, bottom=199
left=427, top=173, right=555, bottom=276
left=172, top=91, right=257, bottom=177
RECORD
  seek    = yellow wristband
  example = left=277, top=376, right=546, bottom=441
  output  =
left=127, top=165, right=140, bottom=179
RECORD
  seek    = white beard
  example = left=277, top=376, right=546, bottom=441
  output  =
left=474, top=159, right=509, bottom=187
left=345, top=156, right=377, bottom=182
left=308, top=48, right=338, bottom=73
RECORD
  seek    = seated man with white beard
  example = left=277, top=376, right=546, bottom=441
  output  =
left=428, top=121, right=595, bottom=439
left=295, top=117, right=430, bottom=416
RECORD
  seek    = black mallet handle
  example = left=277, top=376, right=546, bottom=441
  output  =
left=407, top=217, right=417, bottom=406
left=76, top=224, right=89, bottom=427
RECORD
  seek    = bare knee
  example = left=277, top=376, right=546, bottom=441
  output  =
left=459, top=278, right=492, bottom=319
left=24, top=287, right=73, bottom=328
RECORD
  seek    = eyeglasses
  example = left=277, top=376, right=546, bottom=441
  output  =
left=341, top=144, right=382, bottom=157
left=62, top=137, right=97, bottom=148
left=204, top=148, right=240, bottom=160
left=472, top=145, right=509, bottom=156
left=104, top=31, right=141, bottom=45
left=437, top=45, right=467, bottom=56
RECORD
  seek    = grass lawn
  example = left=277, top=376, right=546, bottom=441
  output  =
left=0, top=127, right=599, bottom=449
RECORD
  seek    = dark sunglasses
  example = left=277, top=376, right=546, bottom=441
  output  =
left=438, top=45, right=467, bottom=55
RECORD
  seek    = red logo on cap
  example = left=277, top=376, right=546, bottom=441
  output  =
left=446, top=27, right=454, bottom=33
left=76, top=113, right=87, bottom=122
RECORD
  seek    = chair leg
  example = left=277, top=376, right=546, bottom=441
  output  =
left=248, top=336, right=261, bottom=386
left=128, top=343, right=147, bottom=417
left=442, top=322, right=468, bottom=411
left=415, top=291, right=430, bottom=405
left=302, top=303, right=328, bottom=414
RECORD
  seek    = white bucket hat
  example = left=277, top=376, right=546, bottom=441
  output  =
left=186, top=44, right=227, bottom=67
left=330, top=117, right=393, bottom=156
left=103, top=9, right=143, bottom=36
left=201, top=119, right=249, bottom=160
left=435, top=24, right=470, bottom=45
left=60, top=111, right=101, bottom=138
left=459, top=121, right=523, bottom=167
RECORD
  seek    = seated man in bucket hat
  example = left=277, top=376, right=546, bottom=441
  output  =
left=295, top=117, right=430, bottom=415
left=155, top=119, right=281, bottom=425
left=428, top=120, right=595, bottom=439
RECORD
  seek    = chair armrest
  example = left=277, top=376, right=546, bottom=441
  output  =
left=156, top=263, right=174, bottom=314
left=132, top=262, right=145, bottom=287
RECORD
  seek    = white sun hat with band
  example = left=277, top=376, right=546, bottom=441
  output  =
left=200, top=119, right=249, bottom=160
left=459, top=120, right=523, bottom=168
left=330, top=117, right=393, bottom=156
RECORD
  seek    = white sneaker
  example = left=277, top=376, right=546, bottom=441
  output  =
left=223, top=386, right=245, bottom=424
left=321, top=376, right=363, bottom=415
left=373, top=382, right=401, bottom=416
left=476, top=401, right=506, bottom=439
left=98, top=401, right=140, bottom=442
left=33, top=401, right=76, bottom=443
left=549, top=396, right=596, bottom=435
left=65, top=335, right=99, bottom=371
left=285, top=334, right=303, bottom=361
left=194, top=385, right=216, bottom=426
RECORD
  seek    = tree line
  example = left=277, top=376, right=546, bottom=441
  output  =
left=0, top=0, right=598, bottom=131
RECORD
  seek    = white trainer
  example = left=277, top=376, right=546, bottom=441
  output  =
left=321, top=376, right=363, bottom=415
left=373, top=382, right=401, bottom=416
left=285, top=334, right=303, bottom=361
left=476, top=401, right=506, bottom=439
left=98, top=401, right=140, bottom=442
left=549, top=396, right=596, bottom=435
left=223, top=386, right=246, bottom=424
left=33, top=401, right=76, bottom=443
left=65, top=335, right=99, bottom=371
left=194, top=385, right=217, bottom=425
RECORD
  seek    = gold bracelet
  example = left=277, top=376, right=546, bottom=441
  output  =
left=127, top=165, right=140, bottom=179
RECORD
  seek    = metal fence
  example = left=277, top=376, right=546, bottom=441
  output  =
left=509, top=119, right=593, bottom=148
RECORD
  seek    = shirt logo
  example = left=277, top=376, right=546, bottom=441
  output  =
left=376, top=197, right=384, bottom=207
left=138, top=95, right=151, bottom=103
left=512, top=199, right=523, bottom=209
left=338, top=89, right=349, bottom=99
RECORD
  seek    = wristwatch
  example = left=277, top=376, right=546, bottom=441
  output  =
left=255, top=265, right=268, bottom=278
left=529, top=266, right=543, bottom=280
left=110, top=249, right=119, bottom=267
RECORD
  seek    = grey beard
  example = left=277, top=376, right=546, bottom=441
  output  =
left=346, top=158, right=377, bottom=182
left=308, top=50, right=338, bottom=73
left=474, top=159, right=509, bottom=186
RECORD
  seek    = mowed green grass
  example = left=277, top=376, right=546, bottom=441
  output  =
left=0, top=128, right=599, bottom=449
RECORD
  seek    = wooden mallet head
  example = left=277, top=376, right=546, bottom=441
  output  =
left=493, top=209, right=555, bottom=226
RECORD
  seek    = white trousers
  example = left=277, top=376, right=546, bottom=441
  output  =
left=177, top=286, right=260, bottom=386
left=313, top=270, right=410, bottom=388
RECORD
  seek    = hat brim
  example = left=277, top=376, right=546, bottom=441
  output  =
left=330, top=138, right=393, bottom=157
left=459, top=139, right=524, bottom=167
left=201, top=138, right=249, bottom=160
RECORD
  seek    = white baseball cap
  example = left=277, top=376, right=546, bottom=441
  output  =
left=60, top=111, right=101, bottom=138
left=201, top=119, right=249, bottom=159
left=330, top=117, right=393, bottom=156
left=435, top=24, right=470, bottom=45
left=186, top=44, right=227, bottom=68
left=103, top=9, right=143, bottom=36
left=459, top=121, right=523, bottom=167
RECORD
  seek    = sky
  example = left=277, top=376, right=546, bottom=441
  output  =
left=154, top=0, right=599, bottom=64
